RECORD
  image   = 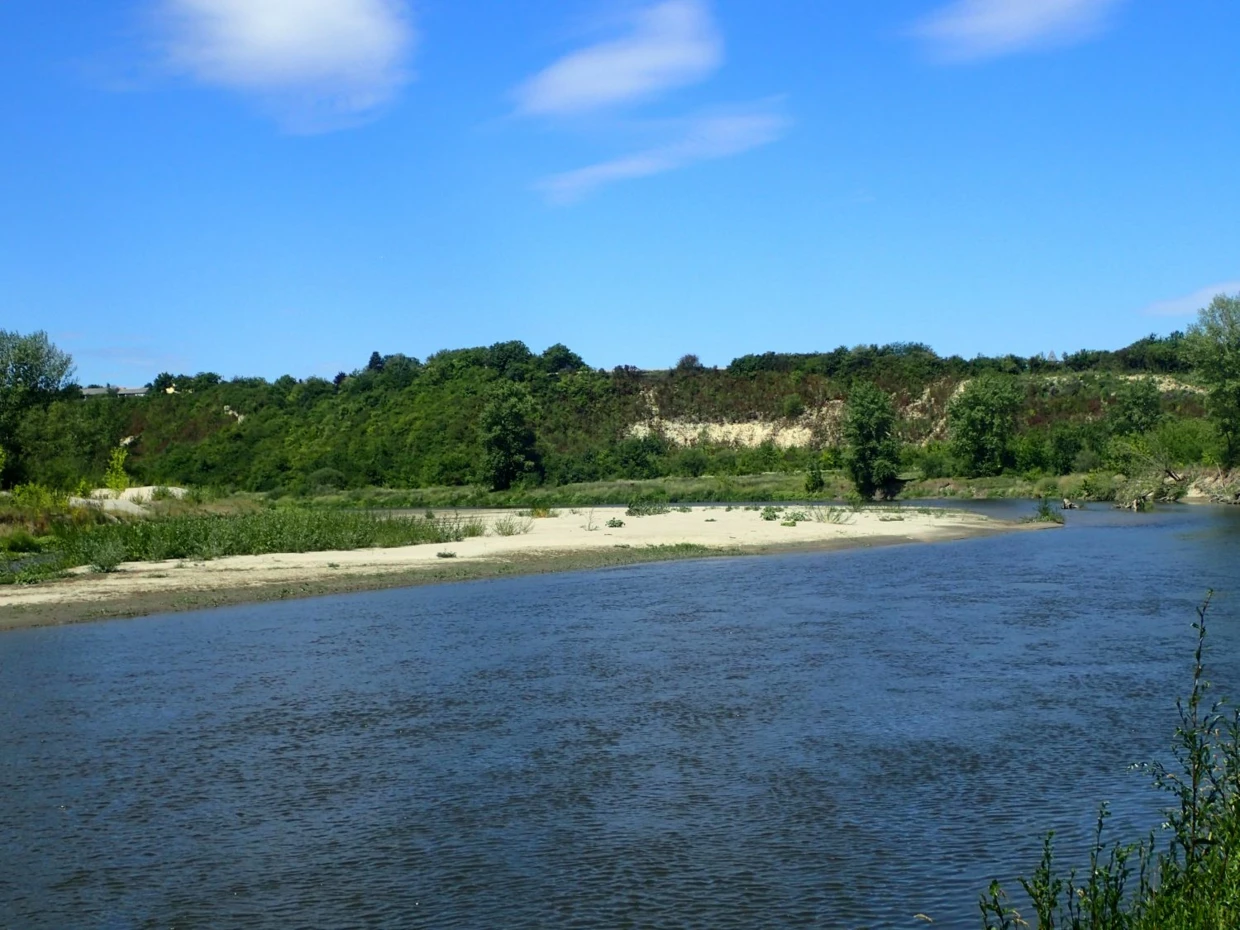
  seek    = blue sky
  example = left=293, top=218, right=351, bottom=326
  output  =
left=3, top=1, right=1239, bottom=385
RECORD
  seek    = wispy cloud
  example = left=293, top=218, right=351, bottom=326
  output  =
left=913, top=0, right=1126, bottom=61
left=157, top=0, right=415, bottom=131
left=1142, top=281, right=1240, bottom=318
left=538, top=102, right=788, bottom=203
left=515, top=0, right=722, bottom=117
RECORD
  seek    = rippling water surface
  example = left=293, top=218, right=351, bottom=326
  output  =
left=2, top=503, right=1239, bottom=929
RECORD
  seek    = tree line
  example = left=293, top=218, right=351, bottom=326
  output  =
left=1, top=295, right=1237, bottom=498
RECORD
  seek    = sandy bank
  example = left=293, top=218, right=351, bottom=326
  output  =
left=0, top=505, right=1047, bottom=630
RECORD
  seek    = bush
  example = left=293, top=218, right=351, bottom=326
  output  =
left=804, top=460, right=825, bottom=493
left=307, top=468, right=347, bottom=491
left=626, top=500, right=670, bottom=517
left=88, top=535, right=127, bottom=573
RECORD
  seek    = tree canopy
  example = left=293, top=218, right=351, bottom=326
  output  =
left=1188, top=293, right=1240, bottom=466
left=948, top=377, right=1023, bottom=478
left=843, top=381, right=901, bottom=499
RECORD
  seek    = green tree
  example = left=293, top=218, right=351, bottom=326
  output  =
left=1, top=331, right=76, bottom=480
left=1187, top=293, right=1240, bottom=466
left=948, top=377, right=1023, bottom=477
left=843, top=381, right=901, bottom=499
left=478, top=382, right=540, bottom=491
left=1109, top=377, right=1163, bottom=436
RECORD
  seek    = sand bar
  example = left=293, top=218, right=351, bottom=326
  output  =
left=0, top=505, right=1049, bottom=630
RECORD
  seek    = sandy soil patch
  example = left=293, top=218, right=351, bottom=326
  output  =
left=0, top=505, right=1041, bottom=627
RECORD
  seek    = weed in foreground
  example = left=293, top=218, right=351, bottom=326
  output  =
left=980, top=592, right=1240, bottom=930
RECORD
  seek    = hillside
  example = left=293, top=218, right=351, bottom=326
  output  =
left=3, top=332, right=1227, bottom=499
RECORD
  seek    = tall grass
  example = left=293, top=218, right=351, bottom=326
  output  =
left=981, top=592, right=1240, bottom=929
left=50, top=510, right=485, bottom=567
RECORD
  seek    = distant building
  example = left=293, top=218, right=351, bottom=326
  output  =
left=81, top=386, right=149, bottom=398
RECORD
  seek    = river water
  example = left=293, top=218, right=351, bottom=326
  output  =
left=2, top=503, right=1239, bottom=929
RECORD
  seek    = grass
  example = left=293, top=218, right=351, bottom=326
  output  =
left=283, top=469, right=1154, bottom=512
left=0, top=509, right=487, bottom=582
left=492, top=514, right=534, bottom=536
left=980, top=593, right=1240, bottom=930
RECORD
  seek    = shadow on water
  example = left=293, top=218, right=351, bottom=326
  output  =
left=1, top=504, right=1238, bottom=928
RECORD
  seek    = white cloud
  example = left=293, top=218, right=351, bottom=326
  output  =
left=516, top=0, right=722, bottom=117
left=913, top=0, right=1125, bottom=61
left=538, top=103, right=788, bottom=202
left=1142, top=281, right=1240, bottom=318
left=158, top=0, right=415, bottom=130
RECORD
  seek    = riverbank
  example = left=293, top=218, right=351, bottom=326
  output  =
left=0, top=505, right=1046, bottom=630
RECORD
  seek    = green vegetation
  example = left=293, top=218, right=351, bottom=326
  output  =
left=626, top=500, right=671, bottom=517
left=949, top=376, right=1023, bottom=477
left=1024, top=498, right=1066, bottom=525
left=1, top=298, right=1237, bottom=507
left=0, top=506, right=484, bottom=584
left=1187, top=294, right=1240, bottom=467
left=843, top=381, right=901, bottom=499
left=479, top=381, right=540, bottom=491
left=104, top=446, right=130, bottom=494
left=981, top=594, right=1240, bottom=929
left=491, top=514, right=533, bottom=537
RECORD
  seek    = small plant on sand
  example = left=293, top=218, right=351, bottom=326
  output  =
left=519, top=506, right=558, bottom=518
left=626, top=500, right=670, bottom=517
left=1024, top=497, right=1066, bottom=525
left=492, top=514, right=534, bottom=536
left=760, top=506, right=784, bottom=521
left=811, top=506, right=853, bottom=525
left=675, top=505, right=692, bottom=513
left=436, top=550, right=456, bottom=558
left=606, top=517, right=625, bottom=528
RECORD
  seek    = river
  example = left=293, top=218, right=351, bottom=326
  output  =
left=2, top=503, right=1238, bottom=928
